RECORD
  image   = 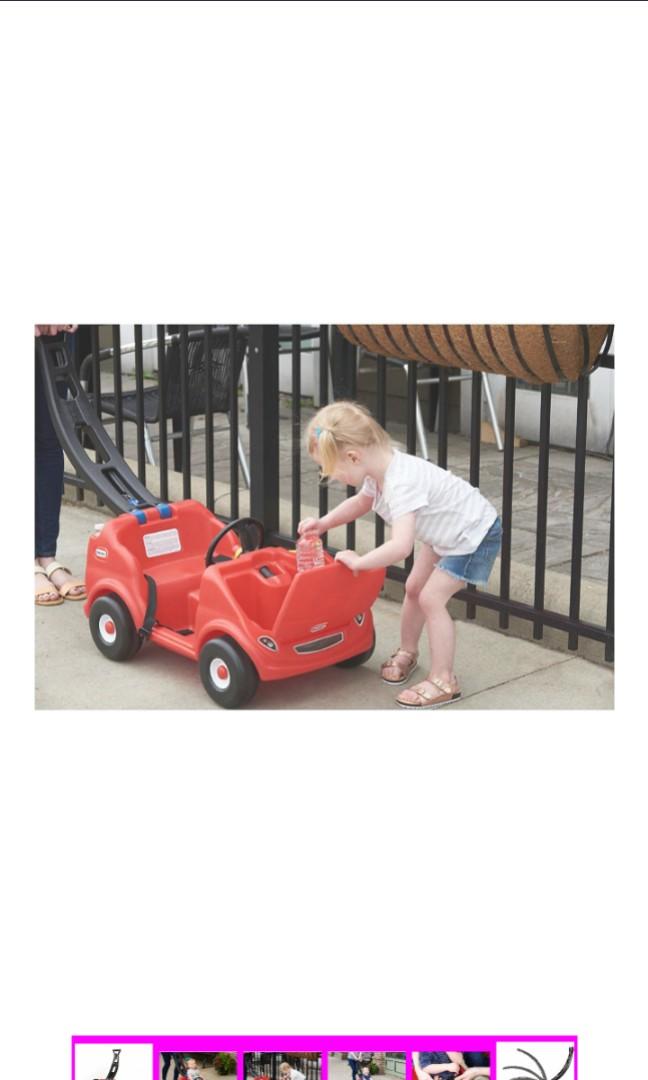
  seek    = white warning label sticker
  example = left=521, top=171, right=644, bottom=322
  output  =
left=143, top=528, right=182, bottom=558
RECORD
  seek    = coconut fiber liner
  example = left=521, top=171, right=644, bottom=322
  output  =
left=336, top=325, right=612, bottom=384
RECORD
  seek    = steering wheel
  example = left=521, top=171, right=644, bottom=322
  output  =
left=205, top=517, right=265, bottom=567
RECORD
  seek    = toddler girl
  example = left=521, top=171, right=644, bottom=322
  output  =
left=279, top=1064, right=306, bottom=1080
left=299, top=401, right=501, bottom=709
left=359, top=1054, right=373, bottom=1078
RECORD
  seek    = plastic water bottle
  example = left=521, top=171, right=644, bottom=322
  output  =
left=296, top=533, right=325, bottom=572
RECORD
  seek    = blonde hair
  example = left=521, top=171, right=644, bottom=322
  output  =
left=306, top=400, right=391, bottom=478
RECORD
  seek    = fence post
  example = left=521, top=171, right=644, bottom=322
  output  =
left=247, top=324, right=280, bottom=534
left=330, top=325, right=356, bottom=398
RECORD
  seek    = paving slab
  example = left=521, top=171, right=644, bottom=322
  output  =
left=457, top=654, right=614, bottom=710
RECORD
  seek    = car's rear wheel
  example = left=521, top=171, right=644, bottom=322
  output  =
left=336, top=629, right=376, bottom=668
left=199, top=636, right=259, bottom=708
left=89, top=594, right=143, bottom=661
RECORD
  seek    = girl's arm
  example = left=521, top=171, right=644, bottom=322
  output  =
left=300, top=491, right=374, bottom=535
left=338, top=513, right=416, bottom=572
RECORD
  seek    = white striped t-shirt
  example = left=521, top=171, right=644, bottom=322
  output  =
left=361, top=449, right=497, bottom=556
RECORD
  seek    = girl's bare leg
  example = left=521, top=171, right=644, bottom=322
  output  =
left=418, top=567, right=465, bottom=681
left=400, top=544, right=440, bottom=654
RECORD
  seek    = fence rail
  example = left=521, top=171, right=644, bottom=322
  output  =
left=62, top=324, right=614, bottom=663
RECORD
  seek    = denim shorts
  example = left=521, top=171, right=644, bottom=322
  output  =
left=437, top=516, right=502, bottom=586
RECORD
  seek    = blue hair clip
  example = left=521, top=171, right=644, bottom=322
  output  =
left=314, top=426, right=322, bottom=437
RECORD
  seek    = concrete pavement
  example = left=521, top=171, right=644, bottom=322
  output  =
left=35, top=503, right=613, bottom=711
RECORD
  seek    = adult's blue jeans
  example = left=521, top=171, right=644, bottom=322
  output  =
left=161, top=1054, right=183, bottom=1080
left=34, top=334, right=73, bottom=558
left=463, top=1054, right=489, bottom=1069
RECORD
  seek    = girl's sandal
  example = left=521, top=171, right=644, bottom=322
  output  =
left=34, top=566, right=64, bottom=607
left=396, top=676, right=462, bottom=710
left=43, top=561, right=87, bottom=601
left=381, top=647, right=418, bottom=685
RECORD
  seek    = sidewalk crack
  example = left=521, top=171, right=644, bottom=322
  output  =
left=461, top=656, right=575, bottom=700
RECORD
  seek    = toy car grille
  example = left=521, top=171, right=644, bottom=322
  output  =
left=293, top=632, right=344, bottom=654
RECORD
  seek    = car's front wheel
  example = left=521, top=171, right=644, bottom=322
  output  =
left=199, top=636, right=259, bottom=708
left=89, top=594, right=143, bottom=662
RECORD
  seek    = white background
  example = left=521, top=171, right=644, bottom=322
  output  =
left=1, top=2, right=645, bottom=1078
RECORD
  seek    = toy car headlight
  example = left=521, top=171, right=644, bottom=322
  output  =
left=258, top=635, right=278, bottom=652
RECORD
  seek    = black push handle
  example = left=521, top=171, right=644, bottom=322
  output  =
left=94, top=1049, right=121, bottom=1080
left=37, top=338, right=157, bottom=515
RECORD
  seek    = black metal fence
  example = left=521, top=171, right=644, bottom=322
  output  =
left=63, top=324, right=614, bottom=663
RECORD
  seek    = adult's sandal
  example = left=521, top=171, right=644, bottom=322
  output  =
left=44, top=561, right=87, bottom=600
left=34, top=565, right=64, bottom=606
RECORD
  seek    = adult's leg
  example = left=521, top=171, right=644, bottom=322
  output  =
left=162, top=1055, right=171, bottom=1080
left=34, top=346, right=64, bottom=560
left=34, top=335, right=86, bottom=597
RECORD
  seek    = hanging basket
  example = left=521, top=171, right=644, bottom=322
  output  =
left=336, top=324, right=613, bottom=384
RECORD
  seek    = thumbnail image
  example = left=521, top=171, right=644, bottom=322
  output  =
left=244, top=1054, right=322, bottom=1080
left=413, top=1052, right=490, bottom=1080
left=160, top=1053, right=238, bottom=1080
left=495, top=1043, right=574, bottom=1080
left=75, top=1044, right=153, bottom=1080
left=329, top=1054, right=406, bottom=1080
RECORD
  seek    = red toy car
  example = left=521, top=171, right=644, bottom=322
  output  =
left=84, top=499, right=385, bottom=708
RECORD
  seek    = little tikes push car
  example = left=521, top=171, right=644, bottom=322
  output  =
left=35, top=336, right=384, bottom=708
left=85, top=500, right=385, bottom=708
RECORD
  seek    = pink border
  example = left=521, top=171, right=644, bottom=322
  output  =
left=71, top=1036, right=577, bottom=1080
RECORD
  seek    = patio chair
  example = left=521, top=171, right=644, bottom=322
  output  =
left=81, top=326, right=250, bottom=484
left=351, top=351, right=504, bottom=458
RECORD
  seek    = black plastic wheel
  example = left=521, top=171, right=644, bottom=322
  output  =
left=89, top=593, right=143, bottom=661
left=199, top=636, right=259, bottom=708
left=336, top=629, right=376, bottom=668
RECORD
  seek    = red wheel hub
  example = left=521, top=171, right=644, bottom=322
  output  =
left=104, top=620, right=115, bottom=635
left=216, top=663, right=228, bottom=680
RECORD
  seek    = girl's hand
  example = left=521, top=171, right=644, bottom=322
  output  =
left=335, top=549, right=362, bottom=574
left=298, top=516, right=322, bottom=536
